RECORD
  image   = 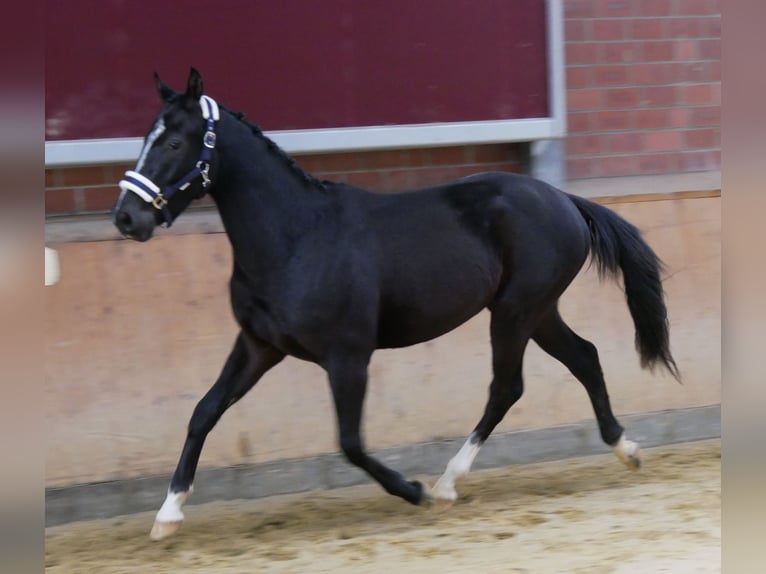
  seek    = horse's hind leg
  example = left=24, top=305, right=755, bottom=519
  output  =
left=532, top=308, right=641, bottom=469
left=150, top=331, right=284, bottom=540
left=432, top=312, right=530, bottom=503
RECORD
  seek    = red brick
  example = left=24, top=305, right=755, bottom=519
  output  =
left=637, top=152, right=681, bottom=174
left=383, top=169, right=415, bottom=192
left=640, top=86, right=677, bottom=107
left=605, top=87, right=641, bottom=108
left=594, top=110, right=634, bottom=131
left=681, top=61, right=719, bottom=82
left=565, top=20, right=590, bottom=42
left=567, top=157, right=596, bottom=179
left=699, top=39, right=720, bottom=60
left=679, top=149, right=720, bottom=171
left=82, top=186, right=121, bottom=212
left=296, top=152, right=360, bottom=173
left=343, top=170, right=387, bottom=190
left=363, top=149, right=417, bottom=170
left=567, top=134, right=604, bottom=156
left=631, top=63, right=679, bottom=85
left=595, top=0, right=634, bottom=17
left=685, top=128, right=719, bottom=149
left=680, top=83, right=717, bottom=105
left=400, top=147, right=449, bottom=167
left=605, top=132, right=644, bottom=153
left=593, top=65, right=629, bottom=86
left=567, top=42, right=600, bottom=65
left=57, top=166, right=112, bottom=187
left=568, top=112, right=593, bottom=134
left=565, top=0, right=597, bottom=18
left=410, top=166, right=472, bottom=189
left=630, top=19, right=665, bottom=39
left=668, top=108, right=690, bottom=128
left=598, top=155, right=639, bottom=177
left=45, top=189, right=76, bottom=214
left=636, top=0, right=673, bottom=16
left=635, top=109, right=669, bottom=130
left=674, top=40, right=699, bottom=60
left=677, top=0, right=711, bottom=15
left=593, top=19, right=627, bottom=41
left=45, top=169, right=61, bottom=188
left=689, top=106, right=720, bottom=126
left=473, top=145, right=516, bottom=164
left=634, top=108, right=691, bottom=130
left=102, top=164, right=132, bottom=186
left=595, top=0, right=638, bottom=18
left=644, top=130, right=684, bottom=151
left=568, top=88, right=606, bottom=110
left=699, top=17, right=721, bottom=37
left=664, top=18, right=701, bottom=38
left=567, top=66, right=591, bottom=89
left=643, top=41, right=674, bottom=61
left=602, top=42, right=643, bottom=63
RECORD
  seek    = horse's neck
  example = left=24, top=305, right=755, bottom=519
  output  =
left=211, top=115, right=336, bottom=274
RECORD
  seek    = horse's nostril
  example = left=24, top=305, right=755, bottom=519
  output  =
left=116, top=211, right=133, bottom=229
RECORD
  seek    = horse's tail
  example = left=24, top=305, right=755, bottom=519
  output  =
left=566, top=193, right=681, bottom=382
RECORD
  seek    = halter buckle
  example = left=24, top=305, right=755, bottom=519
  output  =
left=203, top=130, right=216, bottom=148
left=152, top=194, right=168, bottom=209
left=198, top=161, right=212, bottom=188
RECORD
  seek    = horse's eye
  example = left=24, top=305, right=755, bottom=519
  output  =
left=168, top=139, right=182, bottom=150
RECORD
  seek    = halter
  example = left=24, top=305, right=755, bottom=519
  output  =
left=118, top=95, right=220, bottom=227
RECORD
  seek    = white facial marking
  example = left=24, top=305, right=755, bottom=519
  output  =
left=155, top=485, right=192, bottom=523
left=135, top=118, right=166, bottom=172
left=432, top=434, right=482, bottom=501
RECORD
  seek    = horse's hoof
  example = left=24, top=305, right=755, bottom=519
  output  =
left=431, top=482, right=457, bottom=502
left=150, top=520, right=182, bottom=541
left=613, top=436, right=642, bottom=471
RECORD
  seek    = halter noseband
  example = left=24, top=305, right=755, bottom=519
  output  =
left=118, top=95, right=220, bottom=227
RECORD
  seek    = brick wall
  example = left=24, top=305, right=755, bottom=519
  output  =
left=564, top=0, right=721, bottom=178
left=44, top=144, right=524, bottom=217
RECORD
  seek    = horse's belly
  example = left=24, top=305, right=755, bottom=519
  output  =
left=375, top=299, right=487, bottom=349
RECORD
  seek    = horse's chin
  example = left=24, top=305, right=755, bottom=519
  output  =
left=120, top=228, right=155, bottom=242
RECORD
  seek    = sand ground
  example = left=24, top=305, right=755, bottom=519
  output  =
left=45, top=439, right=721, bottom=573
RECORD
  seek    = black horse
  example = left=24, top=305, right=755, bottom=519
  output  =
left=112, top=69, right=679, bottom=540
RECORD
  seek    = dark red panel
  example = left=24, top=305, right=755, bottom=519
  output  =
left=46, top=0, right=549, bottom=141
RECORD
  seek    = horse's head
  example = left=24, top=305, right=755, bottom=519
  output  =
left=112, top=68, right=219, bottom=241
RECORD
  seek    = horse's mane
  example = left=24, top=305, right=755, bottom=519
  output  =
left=223, top=106, right=329, bottom=192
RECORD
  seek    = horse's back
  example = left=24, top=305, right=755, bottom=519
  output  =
left=333, top=172, right=591, bottom=348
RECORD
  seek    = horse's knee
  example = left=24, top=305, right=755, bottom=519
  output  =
left=187, top=400, right=218, bottom=438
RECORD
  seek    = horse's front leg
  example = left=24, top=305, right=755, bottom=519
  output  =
left=150, top=332, right=284, bottom=540
left=326, top=352, right=430, bottom=506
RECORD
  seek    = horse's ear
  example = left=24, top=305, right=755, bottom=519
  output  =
left=154, top=72, right=175, bottom=102
left=186, top=67, right=204, bottom=100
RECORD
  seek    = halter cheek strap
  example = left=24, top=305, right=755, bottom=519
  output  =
left=118, top=95, right=220, bottom=228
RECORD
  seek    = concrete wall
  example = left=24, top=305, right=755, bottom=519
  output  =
left=45, top=194, right=720, bottom=488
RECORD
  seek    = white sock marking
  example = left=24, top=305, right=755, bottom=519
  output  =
left=432, top=434, right=482, bottom=501
left=155, top=486, right=192, bottom=523
left=612, top=434, right=640, bottom=466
